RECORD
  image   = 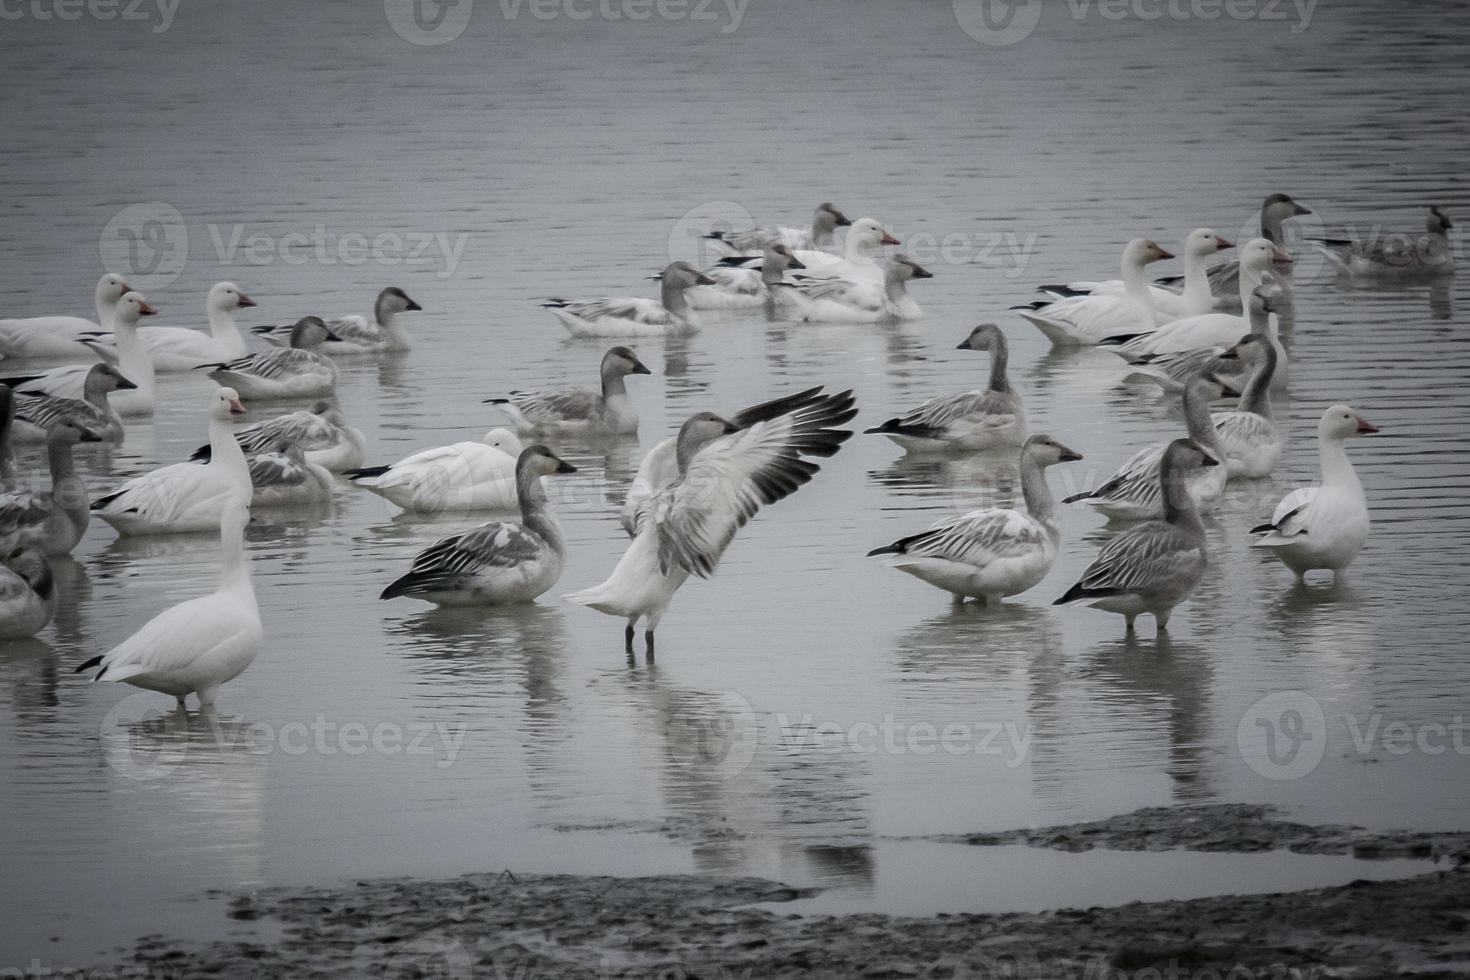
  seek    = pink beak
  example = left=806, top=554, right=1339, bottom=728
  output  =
left=1272, top=246, right=1294, bottom=267
left=1356, top=416, right=1379, bottom=434
left=1155, top=247, right=1175, bottom=260
left=137, top=300, right=157, bottom=316
left=229, top=399, right=247, bottom=416
left=879, top=230, right=900, bottom=246
left=1215, top=236, right=1234, bottom=249
left=236, top=292, right=258, bottom=309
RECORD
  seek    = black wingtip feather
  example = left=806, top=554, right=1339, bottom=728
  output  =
left=1061, top=490, right=1095, bottom=504
left=348, top=465, right=392, bottom=480
left=1249, top=521, right=1276, bottom=534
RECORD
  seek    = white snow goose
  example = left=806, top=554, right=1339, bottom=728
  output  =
left=0, top=273, right=132, bottom=360
left=1039, top=228, right=1233, bottom=320
left=717, top=217, right=899, bottom=282
left=349, top=428, right=525, bottom=515
left=133, top=281, right=256, bottom=370
left=772, top=254, right=932, bottom=323
left=1153, top=193, right=1313, bottom=310
left=1013, top=238, right=1174, bottom=347
left=11, top=292, right=158, bottom=416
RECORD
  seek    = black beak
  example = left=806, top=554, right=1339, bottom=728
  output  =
left=787, top=256, right=806, bottom=270
left=1293, top=203, right=1312, bottom=216
left=1059, top=449, right=1083, bottom=463
left=1200, top=454, right=1220, bottom=468
left=632, top=360, right=652, bottom=375
left=115, top=375, right=138, bottom=390
left=555, top=459, right=577, bottom=474
left=404, top=297, right=423, bottom=312
left=694, top=272, right=717, bottom=287
left=910, top=264, right=934, bottom=279
left=835, top=214, right=852, bottom=227
left=1217, top=347, right=1240, bottom=361
left=956, top=339, right=972, bottom=350
left=325, top=329, right=343, bottom=342
left=80, top=431, right=104, bottom=443
left=721, top=419, right=741, bottom=434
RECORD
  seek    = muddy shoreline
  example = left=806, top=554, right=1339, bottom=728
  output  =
left=69, top=805, right=1470, bottom=979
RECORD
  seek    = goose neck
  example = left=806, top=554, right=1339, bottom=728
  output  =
left=1121, top=252, right=1155, bottom=327
left=1317, top=432, right=1361, bottom=494
left=661, top=277, right=691, bottom=315
left=209, top=414, right=251, bottom=486
left=112, top=318, right=155, bottom=395
left=517, top=467, right=562, bottom=546
left=1161, top=460, right=1204, bottom=532
left=1183, top=248, right=1214, bottom=310
left=987, top=344, right=1012, bottom=394
left=1182, top=385, right=1222, bottom=453
left=207, top=305, right=244, bottom=346
left=1238, top=348, right=1276, bottom=418
left=1019, top=451, right=1056, bottom=524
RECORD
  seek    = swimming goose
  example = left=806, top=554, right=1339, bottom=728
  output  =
left=868, top=434, right=1083, bottom=604
left=1251, top=405, right=1379, bottom=584
left=0, top=419, right=105, bottom=555
left=866, top=324, right=1026, bottom=453
left=565, top=389, right=856, bottom=654
left=1153, top=193, right=1313, bottom=310
left=10, top=364, right=134, bottom=444
left=545, top=264, right=712, bottom=338
left=381, top=445, right=576, bottom=605
left=705, top=202, right=852, bottom=256
left=77, top=497, right=260, bottom=710
left=1100, top=239, right=1290, bottom=357
left=1121, top=286, right=1283, bottom=395
left=248, top=441, right=337, bottom=507
left=1055, top=438, right=1217, bottom=633
left=12, top=293, right=158, bottom=416
left=1013, top=239, right=1174, bottom=347
left=1063, top=374, right=1231, bottom=521
left=253, top=286, right=421, bottom=353
left=485, top=346, right=651, bottom=435
left=772, top=254, right=933, bottom=323
left=1040, top=229, right=1234, bottom=320
left=1211, top=334, right=1281, bottom=479
left=205, top=316, right=339, bottom=400
left=683, top=245, right=806, bottom=311
left=92, top=388, right=252, bottom=535
left=0, top=548, right=56, bottom=638
left=0, top=273, right=131, bottom=360
left=190, top=401, right=366, bottom=473
left=718, top=217, right=900, bottom=282
left=1312, top=207, right=1455, bottom=281
left=133, top=281, right=256, bottom=370
left=350, top=428, right=524, bottom=514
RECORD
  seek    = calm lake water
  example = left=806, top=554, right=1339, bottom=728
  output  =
left=1, top=0, right=1468, bottom=964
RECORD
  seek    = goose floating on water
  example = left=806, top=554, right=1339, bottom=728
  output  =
left=0, top=273, right=132, bottom=360
left=247, top=441, right=337, bottom=507
left=206, top=316, right=340, bottom=400
left=134, top=281, right=256, bottom=370
left=191, top=401, right=365, bottom=473
left=773, top=254, right=932, bottom=323
left=10, top=364, right=134, bottom=444
left=1040, top=228, right=1233, bottom=321
left=1153, top=193, right=1312, bottom=310
left=682, top=245, right=806, bottom=312
left=1311, top=207, right=1455, bottom=281
left=15, top=292, right=158, bottom=416
left=485, top=346, right=651, bottom=435
left=705, top=202, right=852, bottom=256
left=1210, top=334, right=1282, bottom=479
left=1, top=415, right=104, bottom=555
left=0, top=547, right=56, bottom=638
left=350, top=428, right=525, bottom=514
left=253, top=286, right=421, bottom=354
left=1014, top=238, right=1174, bottom=347
left=544, top=263, right=712, bottom=337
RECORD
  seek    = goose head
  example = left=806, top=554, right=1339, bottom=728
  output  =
left=1188, top=372, right=1232, bottom=405
left=602, top=345, right=653, bottom=378
left=1248, top=282, right=1281, bottom=318
left=885, top=253, right=933, bottom=284
left=517, top=444, right=577, bottom=478
left=114, top=291, right=157, bottom=328
left=1320, top=404, right=1379, bottom=440
left=48, top=417, right=105, bottom=445
left=1023, top=433, right=1083, bottom=466
left=956, top=322, right=1006, bottom=353
left=287, top=315, right=341, bottom=350
left=1240, top=237, right=1292, bottom=276
left=1428, top=207, right=1453, bottom=235
left=220, top=496, right=252, bottom=536
left=1262, top=192, right=1312, bottom=221
left=212, top=387, right=247, bottom=420
left=4, top=547, right=52, bottom=593
left=659, top=261, right=717, bottom=290
left=375, top=286, right=422, bottom=324
left=814, top=202, right=852, bottom=234
left=1123, top=238, right=1174, bottom=271
left=1219, top=332, right=1275, bottom=372
left=82, top=363, right=137, bottom=396
left=312, top=401, right=349, bottom=428
left=847, top=218, right=901, bottom=253
left=208, top=281, right=257, bottom=313
left=765, top=243, right=805, bottom=272
left=95, top=273, right=132, bottom=308
left=482, top=428, right=523, bottom=454
left=1185, top=228, right=1234, bottom=259
left=675, top=411, right=741, bottom=468
left=1164, top=437, right=1219, bottom=475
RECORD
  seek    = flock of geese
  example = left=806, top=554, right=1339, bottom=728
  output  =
left=0, top=194, right=1453, bottom=710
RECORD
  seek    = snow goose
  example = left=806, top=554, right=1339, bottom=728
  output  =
left=485, top=346, right=651, bottom=435
left=0, top=273, right=131, bottom=360
left=349, top=428, right=524, bottom=514
left=719, top=217, right=899, bottom=282
left=772, top=254, right=933, bottom=323
left=868, top=434, right=1083, bottom=604
left=565, top=388, right=856, bottom=655
left=1211, top=334, right=1281, bottom=479
left=1040, top=229, right=1234, bottom=320
left=0, top=548, right=56, bottom=638
left=1251, top=405, right=1379, bottom=584
left=206, top=316, right=339, bottom=400
left=190, top=401, right=366, bottom=473
left=247, top=441, right=336, bottom=507
left=705, top=202, right=852, bottom=256
left=1100, top=239, right=1290, bottom=356
left=77, top=496, right=260, bottom=710
left=253, top=286, right=421, bottom=354
left=381, top=445, right=576, bottom=606
left=1121, top=285, right=1284, bottom=395
left=0, top=419, right=105, bottom=555
left=92, top=388, right=252, bottom=535
left=683, top=245, right=806, bottom=311
left=865, top=324, right=1026, bottom=454
left=1054, top=438, right=1217, bottom=633
left=10, top=364, right=134, bottom=444
left=1154, top=193, right=1313, bottom=310
left=1063, top=374, right=1231, bottom=521
left=544, top=264, right=712, bottom=338
left=1312, top=207, right=1455, bottom=281
left=1013, top=239, right=1173, bottom=347
left=133, top=281, right=256, bottom=370
left=14, top=292, right=158, bottom=416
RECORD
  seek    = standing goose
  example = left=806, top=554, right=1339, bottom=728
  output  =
left=773, top=254, right=933, bottom=323
left=134, top=281, right=257, bottom=370
left=349, top=428, right=524, bottom=514
left=544, top=263, right=714, bottom=338
left=205, top=316, right=339, bottom=400
left=1064, top=373, right=1231, bottom=521
left=565, top=390, right=856, bottom=654
left=0, top=548, right=56, bottom=638
left=866, top=324, right=1026, bottom=454
left=10, top=364, right=135, bottom=444
left=683, top=245, right=806, bottom=311
left=0, top=273, right=131, bottom=359
left=190, top=401, right=366, bottom=473
left=381, top=446, right=576, bottom=605
left=1055, top=438, right=1218, bottom=633
left=0, top=419, right=105, bottom=555
left=92, top=388, right=251, bottom=535
left=1211, top=334, right=1282, bottom=479
left=705, top=202, right=852, bottom=255
left=1312, top=207, right=1455, bottom=281
left=11, top=292, right=158, bottom=415
left=1154, top=193, right=1313, bottom=309
left=1040, top=228, right=1234, bottom=320
left=253, top=286, right=421, bottom=353
left=77, top=497, right=260, bottom=710
left=1013, top=239, right=1173, bottom=347
left=1251, top=405, right=1379, bottom=584
left=485, top=346, right=651, bottom=435
left=247, top=441, right=337, bottom=507
left=868, top=434, right=1083, bottom=604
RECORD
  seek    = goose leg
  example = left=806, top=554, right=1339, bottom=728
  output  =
left=174, top=696, right=187, bottom=713
left=1124, top=613, right=1137, bottom=633
left=1155, top=609, right=1171, bottom=633
left=624, top=619, right=637, bottom=654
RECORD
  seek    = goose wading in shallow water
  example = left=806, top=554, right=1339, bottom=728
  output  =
left=92, top=388, right=251, bottom=535
left=191, top=401, right=366, bottom=473
left=1153, top=193, right=1313, bottom=310
left=11, top=292, right=158, bottom=416
left=705, top=202, right=852, bottom=256
left=682, top=245, right=807, bottom=312
left=253, top=286, right=421, bottom=354
left=0, top=418, right=105, bottom=555
left=485, top=346, right=651, bottom=435
left=772, top=253, right=933, bottom=323
left=544, top=263, right=713, bottom=338
left=565, top=388, right=856, bottom=655
left=1311, top=207, right=1455, bottom=281
left=1055, top=438, right=1217, bottom=634
left=77, top=497, right=260, bottom=711
left=350, top=428, right=523, bottom=514
left=1064, top=373, right=1231, bottom=522
left=130, top=281, right=257, bottom=370
left=381, top=445, right=576, bottom=606
left=1012, top=238, right=1174, bottom=347
left=716, top=216, right=899, bottom=283
left=10, top=363, right=134, bottom=444
left=1039, top=228, right=1234, bottom=321
left=1120, top=285, right=1281, bottom=396
left=205, top=316, right=340, bottom=400
left=1210, top=334, right=1281, bottom=479
left=868, top=434, right=1083, bottom=605
left=247, top=440, right=336, bottom=507
left=0, top=273, right=131, bottom=360
left=1251, top=404, right=1379, bottom=585
left=866, top=324, right=1026, bottom=454
left=0, top=547, right=55, bottom=638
